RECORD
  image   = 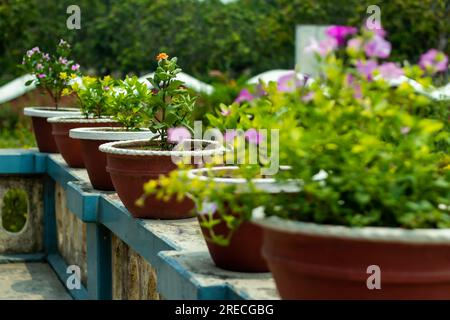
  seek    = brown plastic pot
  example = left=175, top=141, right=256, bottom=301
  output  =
left=23, top=107, right=81, bottom=153
left=48, top=117, right=117, bottom=168
left=257, top=217, right=450, bottom=299
left=69, top=127, right=154, bottom=190
left=198, top=214, right=268, bottom=272
left=99, top=139, right=225, bottom=219
left=187, top=166, right=299, bottom=272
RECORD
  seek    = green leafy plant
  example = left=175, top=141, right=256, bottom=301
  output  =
left=144, top=53, right=196, bottom=149
left=106, top=76, right=149, bottom=130
left=67, top=75, right=115, bottom=118
left=20, top=39, right=81, bottom=108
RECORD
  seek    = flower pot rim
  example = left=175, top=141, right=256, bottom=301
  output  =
left=47, top=116, right=116, bottom=124
left=99, top=138, right=226, bottom=157
left=255, top=216, right=450, bottom=244
left=24, top=106, right=81, bottom=118
left=69, top=127, right=155, bottom=141
left=186, top=166, right=300, bottom=193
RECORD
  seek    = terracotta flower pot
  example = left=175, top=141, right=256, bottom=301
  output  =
left=99, top=139, right=225, bottom=219
left=69, top=127, right=155, bottom=191
left=256, top=217, right=450, bottom=299
left=23, top=107, right=81, bottom=153
left=187, top=166, right=299, bottom=272
left=47, top=117, right=117, bottom=168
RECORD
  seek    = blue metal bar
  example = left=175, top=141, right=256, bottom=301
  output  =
left=86, top=223, right=112, bottom=300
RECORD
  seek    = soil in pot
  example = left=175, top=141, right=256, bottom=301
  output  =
left=24, top=107, right=81, bottom=153
left=49, top=117, right=117, bottom=168
left=198, top=213, right=269, bottom=272
left=100, top=139, right=223, bottom=219
left=260, top=219, right=450, bottom=299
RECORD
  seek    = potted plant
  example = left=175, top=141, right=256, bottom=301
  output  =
left=99, top=54, right=224, bottom=219
left=69, top=76, right=156, bottom=191
left=48, top=76, right=117, bottom=168
left=21, top=39, right=82, bottom=153
left=252, top=26, right=450, bottom=299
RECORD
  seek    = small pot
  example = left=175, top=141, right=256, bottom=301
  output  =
left=256, top=217, right=450, bottom=299
left=187, top=166, right=299, bottom=272
left=23, top=107, right=81, bottom=153
left=48, top=117, right=117, bottom=168
left=69, top=127, right=155, bottom=190
left=99, top=139, right=225, bottom=219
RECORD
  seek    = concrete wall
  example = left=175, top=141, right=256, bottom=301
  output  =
left=0, top=175, right=43, bottom=254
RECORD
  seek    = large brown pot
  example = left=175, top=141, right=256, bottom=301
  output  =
left=48, top=117, right=117, bottom=168
left=23, top=107, right=81, bottom=153
left=257, top=217, right=450, bottom=299
left=69, top=127, right=155, bottom=190
left=99, top=139, right=225, bottom=219
left=187, top=166, right=298, bottom=272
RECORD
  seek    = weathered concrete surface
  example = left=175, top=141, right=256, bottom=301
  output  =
left=55, top=182, right=87, bottom=286
left=160, top=251, right=280, bottom=300
left=0, top=262, right=71, bottom=300
left=0, top=176, right=44, bottom=253
left=112, top=234, right=160, bottom=300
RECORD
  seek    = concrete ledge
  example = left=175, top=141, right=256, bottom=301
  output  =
left=0, top=150, right=280, bottom=300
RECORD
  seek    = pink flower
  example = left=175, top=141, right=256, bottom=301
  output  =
left=277, top=72, right=303, bottom=92
left=167, top=127, right=191, bottom=143
left=103, top=86, right=110, bottom=91
left=364, top=35, right=391, bottom=59
left=26, top=50, right=34, bottom=57
left=326, top=25, right=357, bottom=46
left=224, top=130, right=237, bottom=143
left=401, top=127, right=411, bottom=135
left=58, top=57, right=68, bottom=65
left=301, top=91, right=314, bottom=102
left=419, top=49, right=449, bottom=74
left=71, top=63, right=80, bottom=71
left=37, top=74, right=46, bottom=79
left=43, top=53, right=50, bottom=61
left=356, top=60, right=378, bottom=80
left=378, top=62, right=404, bottom=80
left=364, top=24, right=387, bottom=38
left=31, top=47, right=40, bottom=53
left=220, top=105, right=231, bottom=116
left=305, top=38, right=338, bottom=57
left=244, top=129, right=263, bottom=145
left=347, top=38, right=363, bottom=52
left=346, top=74, right=363, bottom=99
left=234, top=88, right=254, bottom=103
left=35, top=63, right=43, bottom=70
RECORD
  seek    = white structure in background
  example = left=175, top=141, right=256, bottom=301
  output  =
left=138, top=72, right=214, bottom=95
left=295, top=25, right=328, bottom=77
left=0, top=74, right=36, bottom=105
left=247, top=69, right=312, bottom=86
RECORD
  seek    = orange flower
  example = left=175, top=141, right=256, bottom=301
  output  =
left=156, top=53, right=169, bottom=61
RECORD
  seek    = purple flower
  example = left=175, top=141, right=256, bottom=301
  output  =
left=326, top=25, right=357, bottom=46
left=401, top=127, right=411, bottom=135
left=234, top=88, right=254, bottom=103
left=244, top=129, right=263, bottom=145
left=301, top=91, right=314, bottom=102
left=35, top=63, right=43, bottom=70
left=71, top=63, right=80, bottom=71
left=419, top=49, right=449, bottom=74
left=58, top=57, right=68, bottom=65
left=347, top=38, right=363, bottom=52
left=197, top=202, right=217, bottom=215
left=277, top=72, right=303, bottom=93
left=220, top=105, right=231, bottom=116
left=43, top=53, right=50, bottom=61
left=364, top=35, right=391, bottom=59
left=305, top=38, right=338, bottom=57
left=37, top=73, right=46, bottom=79
left=167, top=127, right=191, bottom=143
left=356, top=60, right=378, bottom=80
left=364, top=24, right=387, bottom=38
left=379, top=62, right=404, bottom=80
left=346, top=74, right=363, bottom=99
left=26, top=50, right=34, bottom=57
left=103, top=86, right=110, bottom=91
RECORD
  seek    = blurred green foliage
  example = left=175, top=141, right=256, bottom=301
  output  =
left=1, top=0, right=448, bottom=84
left=1, top=188, right=28, bottom=233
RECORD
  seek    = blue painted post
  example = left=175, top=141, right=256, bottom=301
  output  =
left=43, top=175, right=57, bottom=254
left=87, top=223, right=112, bottom=300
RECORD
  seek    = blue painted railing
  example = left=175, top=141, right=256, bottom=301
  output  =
left=0, top=149, right=275, bottom=300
